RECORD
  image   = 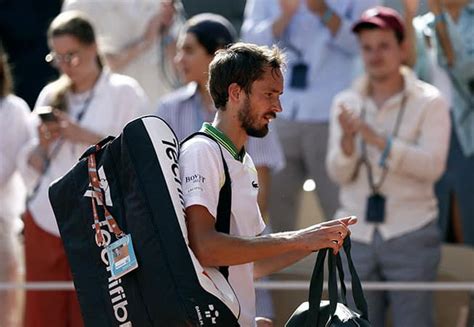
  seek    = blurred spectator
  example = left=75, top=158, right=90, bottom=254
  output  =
left=241, top=0, right=379, bottom=233
left=156, top=15, right=285, bottom=324
left=405, top=0, right=474, bottom=246
left=0, top=41, right=32, bottom=327
left=62, top=0, right=185, bottom=107
left=326, top=7, right=450, bottom=326
left=18, top=11, right=147, bottom=327
left=0, top=0, right=61, bottom=108
left=157, top=13, right=285, bottom=223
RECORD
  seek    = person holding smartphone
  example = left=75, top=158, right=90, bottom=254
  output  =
left=18, top=11, right=147, bottom=327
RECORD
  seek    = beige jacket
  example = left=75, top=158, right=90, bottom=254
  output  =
left=326, top=67, right=450, bottom=243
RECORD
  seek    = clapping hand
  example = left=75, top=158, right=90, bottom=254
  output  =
left=338, top=104, right=361, bottom=137
left=279, top=0, right=300, bottom=17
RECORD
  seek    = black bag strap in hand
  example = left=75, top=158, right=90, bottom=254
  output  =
left=305, top=237, right=369, bottom=327
left=341, top=237, right=369, bottom=320
left=181, top=132, right=232, bottom=279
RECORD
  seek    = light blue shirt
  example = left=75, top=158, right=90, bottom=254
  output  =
left=241, top=0, right=379, bottom=122
left=414, top=2, right=474, bottom=156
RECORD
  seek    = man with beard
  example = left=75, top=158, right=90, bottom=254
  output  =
left=179, top=42, right=357, bottom=327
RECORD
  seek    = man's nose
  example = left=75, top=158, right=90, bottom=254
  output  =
left=273, top=98, right=283, bottom=112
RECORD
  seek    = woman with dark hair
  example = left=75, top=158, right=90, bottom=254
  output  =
left=157, top=13, right=285, bottom=225
left=18, top=11, right=147, bottom=326
left=0, top=42, right=32, bottom=327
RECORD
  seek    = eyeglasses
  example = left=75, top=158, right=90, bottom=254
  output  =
left=45, top=51, right=81, bottom=67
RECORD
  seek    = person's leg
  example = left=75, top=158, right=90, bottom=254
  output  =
left=24, top=211, right=84, bottom=327
left=303, top=122, right=339, bottom=221
left=344, top=238, right=387, bottom=327
left=269, top=119, right=305, bottom=232
left=379, top=221, right=441, bottom=327
left=450, top=130, right=474, bottom=245
left=434, top=168, right=452, bottom=241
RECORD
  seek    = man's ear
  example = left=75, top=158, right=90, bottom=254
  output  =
left=400, top=39, right=410, bottom=63
left=228, top=83, right=242, bottom=103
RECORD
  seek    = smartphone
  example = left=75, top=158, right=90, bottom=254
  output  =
left=36, top=106, right=57, bottom=122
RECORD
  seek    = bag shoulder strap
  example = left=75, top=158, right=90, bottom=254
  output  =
left=181, top=132, right=232, bottom=278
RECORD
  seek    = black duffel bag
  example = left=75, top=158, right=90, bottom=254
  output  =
left=49, top=116, right=240, bottom=326
left=286, top=237, right=370, bottom=327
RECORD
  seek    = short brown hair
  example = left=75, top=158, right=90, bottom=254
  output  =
left=208, top=42, right=285, bottom=110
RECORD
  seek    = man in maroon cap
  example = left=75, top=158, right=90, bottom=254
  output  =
left=326, top=6, right=450, bottom=327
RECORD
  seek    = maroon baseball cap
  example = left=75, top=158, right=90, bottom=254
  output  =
left=352, top=6, right=405, bottom=40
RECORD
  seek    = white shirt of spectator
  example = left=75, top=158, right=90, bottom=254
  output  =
left=18, top=69, right=148, bottom=236
left=326, top=67, right=450, bottom=244
left=0, top=95, right=33, bottom=233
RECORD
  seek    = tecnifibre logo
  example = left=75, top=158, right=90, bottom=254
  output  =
left=92, top=220, right=132, bottom=326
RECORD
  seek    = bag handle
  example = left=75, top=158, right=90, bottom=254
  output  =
left=340, top=237, right=369, bottom=320
left=79, top=136, right=115, bottom=160
left=305, top=237, right=369, bottom=326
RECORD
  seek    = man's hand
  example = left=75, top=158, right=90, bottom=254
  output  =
left=359, top=121, right=386, bottom=151
left=338, top=104, right=361, bottom=137
left=295, top=216, right=357, bottom=254
left=273, top=0, right=300, bottom=38
left=306, top=0, right=327, bottom=15
left=279, top=0, right=300, bottom=17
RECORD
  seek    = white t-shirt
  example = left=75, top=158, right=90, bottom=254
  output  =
left=180, top=134, right=266, bottom=327
left=0, top=95, right=33, bottom=233
left=18, top=70, right=148, bottom=236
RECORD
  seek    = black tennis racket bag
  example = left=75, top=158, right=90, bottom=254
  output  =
left=49, top=116, right=240, bottom=326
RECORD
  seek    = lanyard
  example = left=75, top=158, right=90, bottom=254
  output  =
left=361, top=93, right=407, bottom=194
left=88, top=150, right=124, bottom=246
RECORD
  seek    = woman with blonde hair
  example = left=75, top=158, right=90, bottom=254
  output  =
left=19, top=11, right=148, bottom=326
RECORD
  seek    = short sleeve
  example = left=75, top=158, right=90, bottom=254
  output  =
left=179, top=137, right=224, bottom=219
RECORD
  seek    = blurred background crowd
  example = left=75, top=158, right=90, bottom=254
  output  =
left=0, top=0, right=473, bottom=326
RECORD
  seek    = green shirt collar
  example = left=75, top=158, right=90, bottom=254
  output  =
left=201, top=122, right=246, bottom=162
